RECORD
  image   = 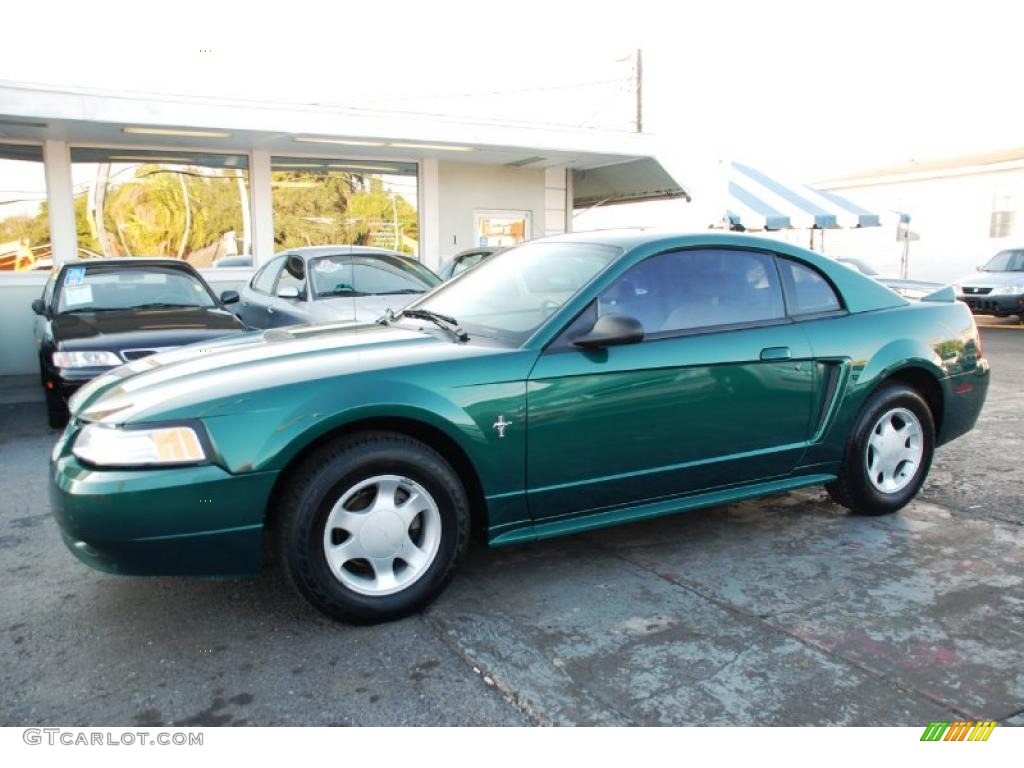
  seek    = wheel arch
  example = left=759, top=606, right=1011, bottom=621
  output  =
left=263, top=415, right=489, bottom=543
left=876, top=365, right=944, bottom=436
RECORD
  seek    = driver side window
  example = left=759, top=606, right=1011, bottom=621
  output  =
left=554, top=248, right=786, bottom=347
left=251, top=256, right=285, bottom=295
left=599, top=248, right=785, bottom=336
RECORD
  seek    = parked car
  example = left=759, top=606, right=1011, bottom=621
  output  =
left=32, top=258, right=246, bottom=427
left=438, top=247, right=505, bottom=280
left=836, top=257, right=942, bottom=300
left=237, top=246, right=441, bottom=329
left=51, top=231, right=988, bottom=624
left=953, top=248, right=1024, bottom=323
left=211, top=255, right=253, bottom=268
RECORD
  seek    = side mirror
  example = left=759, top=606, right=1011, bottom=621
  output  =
left=285, top=255, right=305, bottom=279
left=219, top=290, right=240, bottom=305
left=572, top=313, right=644, bottom=349
left=277, top=285, right=300, bottom=300
left=31, top=299, right=46, bottom=316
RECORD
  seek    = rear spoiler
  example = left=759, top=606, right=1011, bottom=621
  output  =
left=921, top=285, right=956, bottom=303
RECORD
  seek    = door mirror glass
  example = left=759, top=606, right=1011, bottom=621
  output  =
left=219, top=290, right=240, bottom=305
left=31, top=298, right=46, bottom=316
left=572, top=313, right=644, bottom=348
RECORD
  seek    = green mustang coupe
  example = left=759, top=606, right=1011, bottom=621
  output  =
left=51, top=231, right=989, bottom=623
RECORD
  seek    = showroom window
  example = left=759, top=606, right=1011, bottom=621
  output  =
left=0, top=144, right=49, bottom=271
left=69, top=148, right=251, bottom=265
left=271, top=157, right=418, bottom=256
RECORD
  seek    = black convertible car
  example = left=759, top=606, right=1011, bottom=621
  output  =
left=32, top=258, right=246, bottom=427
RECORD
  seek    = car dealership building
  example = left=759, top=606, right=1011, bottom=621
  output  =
left=0, top=80, right=687, bottom=376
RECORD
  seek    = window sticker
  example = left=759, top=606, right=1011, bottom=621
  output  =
left=63, top=285, right=93, bottom=306
left=64, top=267, right=86, bottom=287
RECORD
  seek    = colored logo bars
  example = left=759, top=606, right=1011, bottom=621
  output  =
left=920, top=721, right=997, bottom=742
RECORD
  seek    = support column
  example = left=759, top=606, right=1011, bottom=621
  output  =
left=544, top=165, right=568, bottom=237
left=42, top=140, right=76, bottom=264
left=419, top=158, right=441, bottom=270
left=249, top=150, right=275, bottom=266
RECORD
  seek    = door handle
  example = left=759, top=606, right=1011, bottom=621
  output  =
left=267, top=306, right=275, bottom=314
left=760, top=346, right=792, bottom=361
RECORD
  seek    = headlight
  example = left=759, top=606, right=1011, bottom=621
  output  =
left=990, top=284, right=1024, bottom=295
left=72, top=423, right=207, bottom=467
left=52, top=350, right=122, bottom=368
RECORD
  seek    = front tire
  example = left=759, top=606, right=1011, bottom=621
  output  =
left=826, top=384, right=935, bottom=516
left=277, top=431, right=470, bottom=624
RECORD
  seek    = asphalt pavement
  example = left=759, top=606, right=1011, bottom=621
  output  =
left=1, top=319, right=1021, bottom=726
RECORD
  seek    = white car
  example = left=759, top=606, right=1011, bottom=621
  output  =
left=237, top=246, right=441, bottom=329
left=953, top=248, right=1024, bottom=324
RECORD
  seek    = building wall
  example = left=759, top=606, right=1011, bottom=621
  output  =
left=436, top=162, right=554, bottom=263
left=818, top=168, right=1024, bottom=284
left=0, top=269, right=252, bottom=376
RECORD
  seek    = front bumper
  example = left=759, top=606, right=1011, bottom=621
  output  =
left=958, top=292, right=1024, bottom=316
left=50, top=426, right=279, bottom=576
left=53, top=365, right=115, bottom=402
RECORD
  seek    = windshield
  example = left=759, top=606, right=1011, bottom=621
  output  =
left=981, top=249, right=1024, bottom=272
left=309, top=253, right=441, bottom=298
left=56, top=265, right=216, bottom=313
left=406, top=241, right=621, bottom=344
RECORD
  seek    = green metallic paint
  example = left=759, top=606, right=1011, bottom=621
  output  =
left=490, top=473, right=838, bottom=547
left=526, top=322, right=817, bottom=517
left=50, top=231, right=989, bottom=577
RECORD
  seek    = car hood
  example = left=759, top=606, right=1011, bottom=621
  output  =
left=306, top=293, right=423, bottom=324
left=957, top=271, right=1024, bottom=288
left=53, top=307, right=245, bottom=350
left=70, top=320, right=509, bottom=424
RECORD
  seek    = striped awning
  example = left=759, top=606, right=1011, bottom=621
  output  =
left=726, top=161, right=909, bottom=231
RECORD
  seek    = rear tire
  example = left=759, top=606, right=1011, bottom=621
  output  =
left=277, top=431, right=470, bottom=624
left=826, top=383, right=935, bottom=516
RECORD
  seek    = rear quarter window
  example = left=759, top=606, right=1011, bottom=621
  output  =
left=778, top=258, right=842, bottom=315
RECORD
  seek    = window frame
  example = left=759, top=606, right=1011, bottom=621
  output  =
left=545, top=245, right=848, bottom=352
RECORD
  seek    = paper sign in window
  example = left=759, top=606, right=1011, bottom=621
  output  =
left=63, top=285, right=93, bottom=306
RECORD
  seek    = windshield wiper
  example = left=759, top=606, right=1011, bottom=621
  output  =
left=131, top=302, right=197, bottom=309
left=60, top=307, right=124, bottom=314
left=398, top=308, right=469, bottom=342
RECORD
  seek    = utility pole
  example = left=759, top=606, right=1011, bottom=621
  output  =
left=635, top=48, right=643, bottom=133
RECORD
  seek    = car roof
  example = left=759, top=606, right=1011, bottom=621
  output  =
left=283, top=246, right=409, bottom=259
left=61, top=257, right=197, bottom=268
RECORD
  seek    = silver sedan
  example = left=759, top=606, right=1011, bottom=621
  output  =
left=237, top=246, right=441, bottom=329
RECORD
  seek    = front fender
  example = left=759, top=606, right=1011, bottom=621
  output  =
left=201, top=371, right=528, bottom=504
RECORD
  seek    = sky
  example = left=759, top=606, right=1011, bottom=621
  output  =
left=4, top=0, right=1024, bottom=181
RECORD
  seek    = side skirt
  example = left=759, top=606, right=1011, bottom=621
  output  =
left=488, top=473, right=837, bottom=547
